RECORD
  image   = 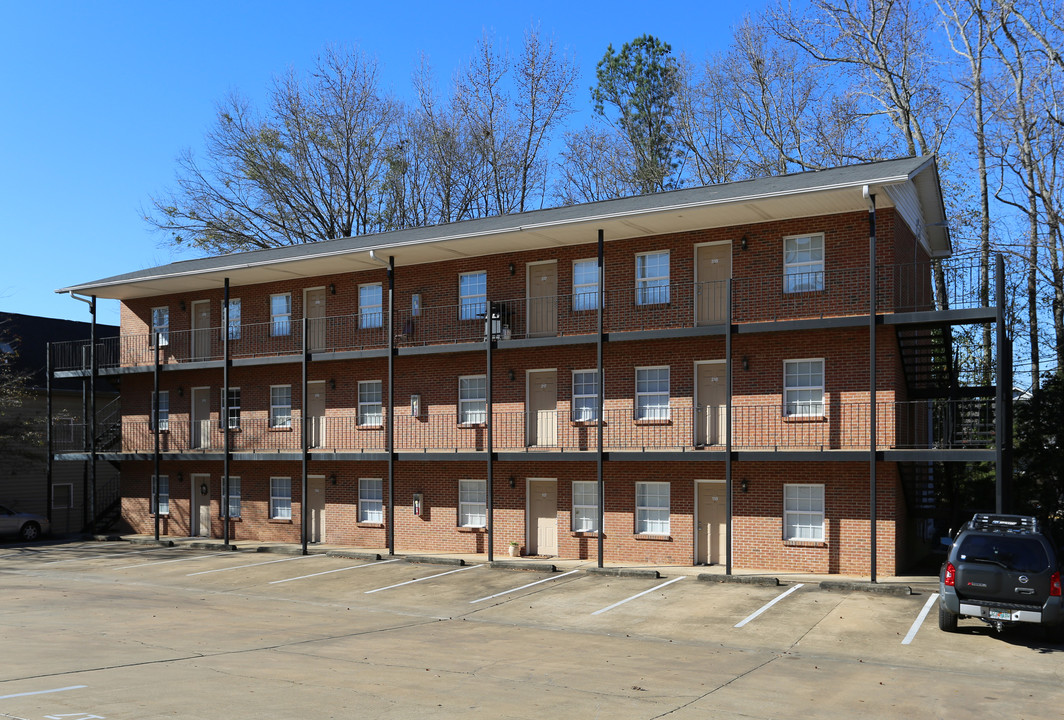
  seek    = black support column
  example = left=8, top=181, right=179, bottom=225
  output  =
left=301, top=316, right=309, bottom=555
left=486, top=301, right=495, bottom=563
left=867, top=190, right=878, bottom=583
left=223, top=278, right=231, bottom=545
left=596, top=229, right=605, bottom=569
left=386, top=257, right=395, bottom=556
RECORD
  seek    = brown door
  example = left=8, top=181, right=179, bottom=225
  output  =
left=192, top=387, right=211, bottom=449
left=696, top=483, right=727, bottom=565
left=696, top=363, right=727, bottom=446
left=527, top=262, right=558, bottom=337
left=527, top=370, right=557, bottom=447
left=308, top=381, right=326, bottom=449
left=305, top=288, right=326, bottom=351
left=308, top=475, right=326, bottom=543
left=528, top=480, right=558, bottom=556
left=191, top=300, right=211, bottom=360
left=696, top=244, right=731, bottom=326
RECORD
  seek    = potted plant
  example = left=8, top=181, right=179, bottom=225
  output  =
left=508, top=541, right=520, bottom=557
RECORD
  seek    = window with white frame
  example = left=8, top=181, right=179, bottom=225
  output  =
left=151, top=475, right=169, bottom=515
left=783, top=359, right=824, bottom=417
left=359, top=478, right=383, bottom=523
left=270, top=385, right=292, bottom=428
left=227, top=298, right=241, bottom=340
left=636, top=482, right=670, bottom=535
left=459, top=271, right=487, bottom=321
left=222, top=476, right=241, bottom=518
left=151, top=391, right=169, bottom=431
left=572, top=370, right=600, bottom=422
left=635, top=250, right=670, bottom=305
left=358, top=380, right=383, bottom=426
left=52, top=483, right=73, bottom=510
left=573, top=259, right=599, bottom=311
left=783, top=234, right=825, bottom=293
left=359, top=283, right=383, bottom=329
left=572, top=480, right=599, bottom=532
left=635, top=367, right=670, bottom=420
left=784, top=484, right=825, bottom=541
left=151, top=307, right=169, bottom=346
left=458, top=479, right=487, bottom=527
left=270, top=293, right=292, bottom=336
left=458, top=375, right=487, bottom=424
left=270, top=477, right=292, bottom=520
left=221, top=387, right=241, bottom=429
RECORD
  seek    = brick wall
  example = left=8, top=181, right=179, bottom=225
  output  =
left=120, top=458, right=900, bottom=574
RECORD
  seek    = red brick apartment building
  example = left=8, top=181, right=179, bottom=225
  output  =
left=50, top=155, right=1009, bottom=576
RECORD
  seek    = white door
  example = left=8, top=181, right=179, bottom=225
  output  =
left=191, top=473, right=211, bottom=538
left=696, top=244, right=731, bottom=326
left=696, top=482, right=727, bottom=565
left=305, top=288, right=326, bottom=351
left=527, top=262, right=558, bottom=337
left=308, top=381, right=326, bottom=449
left=528, top=480, right=558, bottom=556
left=308, top=475, right=326, bottom=543
left=696, top=364, right=726, bottom=446
left=191, top=300, right=211, bottom=360
left=191, top=387, right=211, bottom=449
left=527, top=370, right=557, bottom=447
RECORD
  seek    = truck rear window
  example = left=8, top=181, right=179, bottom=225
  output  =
left=958, top=536, right=1049, bottom=573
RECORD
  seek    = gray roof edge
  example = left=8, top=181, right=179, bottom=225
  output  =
left=57, top=155, right=940, bottom=294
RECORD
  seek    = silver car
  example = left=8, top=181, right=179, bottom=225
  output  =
left=0, top=504, right=50, bottom=541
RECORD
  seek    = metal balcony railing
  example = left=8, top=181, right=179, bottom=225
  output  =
left=105, top=399, right=995, bottom=455
left=48, top=263, right=993, bottom=371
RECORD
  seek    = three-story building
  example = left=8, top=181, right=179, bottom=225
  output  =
left=50, top=155, right=1009, bottom=576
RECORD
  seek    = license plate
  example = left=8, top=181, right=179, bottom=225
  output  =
left=988, top=609, right=1013, bottom=620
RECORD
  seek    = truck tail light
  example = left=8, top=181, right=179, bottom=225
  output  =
left=944, top=562, right=956, bottom=587
left=1051, top=571, right=1061, bottom=597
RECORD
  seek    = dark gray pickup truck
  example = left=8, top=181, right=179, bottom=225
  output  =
left=939, top=513, right=1063, bottom=638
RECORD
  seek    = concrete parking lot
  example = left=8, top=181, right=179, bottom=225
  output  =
left=1, top=539, right=1062, bottom=719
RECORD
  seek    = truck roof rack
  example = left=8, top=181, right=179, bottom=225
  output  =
left=969, top=513, right=1040, bottom=533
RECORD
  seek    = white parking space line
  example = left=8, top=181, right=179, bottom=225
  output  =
left=469, top=569, right=581, bottom=604
left=0, top=685, right=86, bottom=700
left=112, top=554, right=218, bottom=570
left=902, top=593, right=940, bottom=645
left=734, top=584, right=804, bottom=627
left=364, top=564, right=484, bottom=594
left=591, top=576, right=685, bottom=616
left=188, top=554, right=325, bottom=576
left=269, top=558, right=401, bottom=584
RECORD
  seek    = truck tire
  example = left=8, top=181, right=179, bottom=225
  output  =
left=938, top=602, right=958, bottom=632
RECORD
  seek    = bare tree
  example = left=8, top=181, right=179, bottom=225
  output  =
left=147, top=46, right=399, bottom=253
left=512, top=25, right=579, bottom=211
left=938, top=0, right=1001, bottom=384
left=554, top=125, right=640, bottom=205
left=673, top=55, right=742, bottom=186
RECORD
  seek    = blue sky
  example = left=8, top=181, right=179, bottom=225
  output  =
left=1, top=0, right=761, bottom=326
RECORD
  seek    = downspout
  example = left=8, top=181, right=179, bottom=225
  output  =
left=69, top=291, right=96, bottom=532
left=864, top=185, right=877, bottom=583
left=369, top=251, right=396, bottom=556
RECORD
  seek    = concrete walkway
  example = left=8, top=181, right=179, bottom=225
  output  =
left=109, top=533, right=939, bottom=595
